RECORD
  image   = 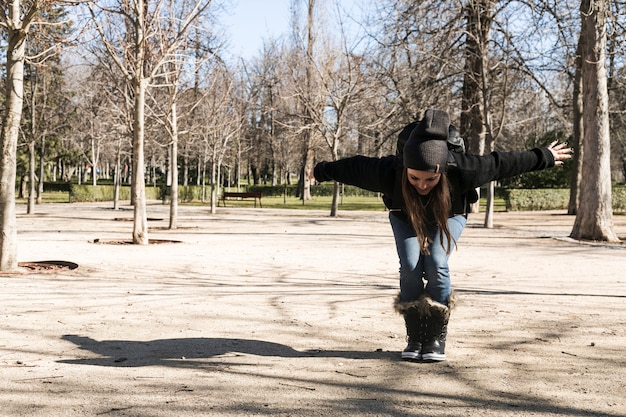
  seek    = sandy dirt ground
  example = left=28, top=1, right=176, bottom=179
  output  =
left=1, top=202, right=625, bottom=417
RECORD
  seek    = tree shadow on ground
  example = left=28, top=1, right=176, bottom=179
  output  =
left=58, top=335, right=396, bottom=367
left=55, top=335, right=622, bottom=417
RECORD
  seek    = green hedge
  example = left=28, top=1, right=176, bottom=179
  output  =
left=612, top=186, right=626, bottom=211
left=160, top=185, right=208, bottom=202
left=67, top=183, right=626, bottom=211
left=69, top=185, right=160, bottom=202
left=43, top=182, right=72, bottom=192
left=504, top=188, right=570, bottom=211
left=504, top=186, right=626, bottom=211
left=247, top=184, right=378, bottom=197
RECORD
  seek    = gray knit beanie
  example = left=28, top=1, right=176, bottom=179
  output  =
left=402, top=109, right=450, bottom=173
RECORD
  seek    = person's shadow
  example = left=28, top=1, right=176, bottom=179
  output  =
left=59, top=335, right=395, bottom=367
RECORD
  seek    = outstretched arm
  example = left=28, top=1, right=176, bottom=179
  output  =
left=547, top=141, right=573, bottom=166
left=313, top=155, right=397, bottom=195
left=450, top=141, right=573, bottom=190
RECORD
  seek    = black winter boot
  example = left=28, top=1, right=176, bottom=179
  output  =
left=393, top=295, right=423, bottom=361
left=417, top=295, right=450, bottom=362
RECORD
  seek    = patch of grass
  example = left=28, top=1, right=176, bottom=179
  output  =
left=479, top=197, right=507, bottom=212
left=217, top=194, right=508, bottom=212
left=19, top=191, right=509, bottom=213
left=16, top=192, right=70, bottom=204
left=220, top=195, right=388, bottom=211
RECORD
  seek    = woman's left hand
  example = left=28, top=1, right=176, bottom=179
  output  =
left=548, top=141, right=573, bottom=166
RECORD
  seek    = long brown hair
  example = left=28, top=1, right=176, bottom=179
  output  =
left=401, top=169, right=454, bottom=255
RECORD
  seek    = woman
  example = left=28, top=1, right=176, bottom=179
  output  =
left=313, top=109, right=572, bottom=362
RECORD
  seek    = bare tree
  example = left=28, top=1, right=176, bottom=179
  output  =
left=24, top=5, right=74, bottom=211
left=570, top=0, right=619, bottom=242
left=459, top=0, right=495, bottom=220
left=87, top=0, right=216, bottom=244
left=75, top=91, right=105, bottom=186
left=68, top=56, right=135, bottom=209
left=315, top=4, right=367, bottom=216
left=0, top=0, right=44, bottom=271
left=87, top=0, right=149, bottom=243
left=197, top=65, right=246, bottom=213
left=364, top=1, right=464, bottom=137
left=245, top=39, right=306, bottom=192
left=286, top=0, right=321, bottom=203
left=245, top=42, right=283, bottom=187
left=147, top=5, right=221, bottom=228
left=606, top=0, right=626, bottom=184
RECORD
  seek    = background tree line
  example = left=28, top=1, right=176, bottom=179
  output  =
left=0, top=0, right=624, bottom=270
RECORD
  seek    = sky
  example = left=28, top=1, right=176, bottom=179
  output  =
left=221, top=0, right=364, bottom=61
left=221, top=0, right=293, bottom=61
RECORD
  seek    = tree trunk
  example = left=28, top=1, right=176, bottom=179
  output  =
left=329, top=131, right=340, bottom=217
left=570, top=0, right=619, bottom=242
left=27, top=141, right=36, bottom=214
left=129, top=0, right=149, bottom=244
left=236, top=142, right=242, bottom=191
left=330, top=181, right=339, bottom=217
left=461, top=0, right=494, bottom=216
left=131, top=77, right=149, bottom=245
left=37, top=136, right=45, bottom=204
left=201, top=148, right=208, bottom=203
left=0, top=4, right=26, bottom=271
left=481, top=39, right=496, bottom=228
left=113, top=142, right=121, bottom=211
left=484, top=181, right=495, bottom=227
left=197, top=158, right=202, bottom=187
left=91, top=137, right=98, bottom=186
left=169, top=103, right=179, bottom=230
left=568, top=38, right=584, bottom=215
left=210, top=154, right=217, bottom=215
left=300, top=147, right=314, bottom=203
left=300, top=0, right=316, bottom=204
left=183, top=154, right=189, bottom=186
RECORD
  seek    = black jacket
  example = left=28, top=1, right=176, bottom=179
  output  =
left=313, top=147, right=555, bottom=222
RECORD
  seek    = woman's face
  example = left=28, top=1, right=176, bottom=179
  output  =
left=406, top=168, right=441, bottom=196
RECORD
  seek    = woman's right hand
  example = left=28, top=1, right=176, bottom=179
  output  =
left=547, top=141, right=573, bottom=166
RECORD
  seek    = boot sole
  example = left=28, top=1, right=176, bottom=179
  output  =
left=401, top=352, right=422, bottom=361
left=421, top=353, right=445, bottom=362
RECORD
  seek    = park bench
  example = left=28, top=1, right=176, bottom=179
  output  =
left=220, top=191, right=263, bottom=208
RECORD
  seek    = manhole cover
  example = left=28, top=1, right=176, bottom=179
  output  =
left=91, top=239, right=181, bottom=245
left=12, top=260, right=79, bottom=274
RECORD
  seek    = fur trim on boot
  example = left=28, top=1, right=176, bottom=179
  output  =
left=393, top=293, right=422, bottom=315
left=416, top=294, right=450, bottom=321
left=448, top=290, right=457, bottom=310
left=393, top=293, right=423, bottom=361
left=395, top=292, right=456, bottom=315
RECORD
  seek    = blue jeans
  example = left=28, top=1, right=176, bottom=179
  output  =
left=389, top=213, right=466, bottom=305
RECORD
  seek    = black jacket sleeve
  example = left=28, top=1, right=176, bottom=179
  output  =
left=449, top=147, right=555, bottom=192
left=313, top=155, right=398, bottom=195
